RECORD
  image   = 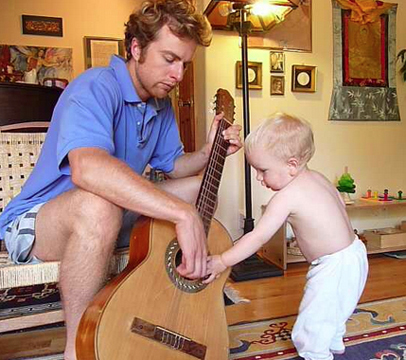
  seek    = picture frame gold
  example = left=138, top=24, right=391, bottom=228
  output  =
left=270, top=51, right=284, bottom=73
left=236, top=61, right=262, bottom=90
left=84, top=36, right=125, bottom=69
left=291, top=65, right=316, bottom=92
left=270, top=75, right=285, bottom=96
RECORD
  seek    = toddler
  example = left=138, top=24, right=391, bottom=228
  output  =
left=205, top=113, right=368, bottom=360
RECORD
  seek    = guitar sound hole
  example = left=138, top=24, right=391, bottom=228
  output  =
left=174, top=249, right=194, bottom=280
left=175, top=249, right=183, bottom=268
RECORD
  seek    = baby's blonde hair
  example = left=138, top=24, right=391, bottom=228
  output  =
left=245, top=113, right=315, bottom=165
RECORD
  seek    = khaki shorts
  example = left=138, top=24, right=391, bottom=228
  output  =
left=4, top=203, right=139, bottom=265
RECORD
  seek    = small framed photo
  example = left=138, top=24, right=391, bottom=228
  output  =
left=270, top=75, right=285, bottom=95
left=84, top=36, right=125, bottom=69
left=270, top=51, right=285, bottom=73
left=236, top=61, right=262, bottom=90
left=22, top=15, right=63, bottom=37
left=292, top=65, right=316, bottom=92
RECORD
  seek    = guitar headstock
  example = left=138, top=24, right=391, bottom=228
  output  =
left=215, top=89, right=235, bottom=125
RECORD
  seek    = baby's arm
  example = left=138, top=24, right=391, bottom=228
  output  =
left=204, top=193, right=290, bottom=283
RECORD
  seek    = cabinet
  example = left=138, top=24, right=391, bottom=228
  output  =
left=0, top=82, right=62, bottom=131
left=261, top=200, right=406, bottom=270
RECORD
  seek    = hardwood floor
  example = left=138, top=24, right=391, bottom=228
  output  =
left=1, top=254, right=405, bottom=359
left=225, top=254, right=406, bottom=326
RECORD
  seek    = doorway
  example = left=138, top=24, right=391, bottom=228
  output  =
left=173, top=63, right=196, bottom=152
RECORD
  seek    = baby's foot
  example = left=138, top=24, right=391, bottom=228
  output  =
left=331, top=348, right=345, bottom=355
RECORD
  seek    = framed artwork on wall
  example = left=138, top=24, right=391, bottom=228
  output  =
left=84, top=37, right=125, bottom=69
left=291, top=65, right=316, bottom=92
left=236, top=61, right=262, bottom=90
left=270, top=51, right=284, bottom=73
left=0, top=45, right=72, bottom=84
left=22, top=15, right=63, bottom=37
left=271, top=75, right=285, bottom=95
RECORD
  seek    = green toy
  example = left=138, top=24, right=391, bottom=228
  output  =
left=337, top=171, right=356, bottom=194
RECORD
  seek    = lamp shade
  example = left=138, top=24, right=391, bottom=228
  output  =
left=204, top=0, right=298, bottom=33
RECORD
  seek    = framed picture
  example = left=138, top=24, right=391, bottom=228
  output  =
left=84, top=37, right=125, bottom=69
left=291, top=65, right=316, bottom=92
left=270, top=51, right=284, bottom=73
left=22, top=15, right=63, bottom=37
left=236, top=61, right=262, bottom=90
left=270, top=75, right=285, bottom=95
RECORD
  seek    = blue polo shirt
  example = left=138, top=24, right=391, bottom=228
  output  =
left=0, top=55, right=184, bottom=238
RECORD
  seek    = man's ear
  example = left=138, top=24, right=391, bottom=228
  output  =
left=130, top=38, right=142, bottom=61
left=287, top=157, right=299, bottom=176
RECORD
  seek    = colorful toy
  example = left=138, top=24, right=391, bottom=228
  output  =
left=397, top=190, right=406, bottom=201
left=337, top=172, right=356, bottom=194
left=362, top=189, right=405, bottom=202
left=337, top=168, right=356, bottom=204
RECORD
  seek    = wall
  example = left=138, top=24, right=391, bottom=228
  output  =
left=198, top=0, right=406, bottom=239
left=1, top=0, right=405, bottom=239
left=0, top=0, right=137, bottom=79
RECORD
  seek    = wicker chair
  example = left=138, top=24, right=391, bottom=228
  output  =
left=0, top=83, right=130, bottom=358
left=0, top=132, right=129, bottom=336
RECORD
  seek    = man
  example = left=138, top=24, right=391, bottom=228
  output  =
left=0, top=1, right=242, bottom=359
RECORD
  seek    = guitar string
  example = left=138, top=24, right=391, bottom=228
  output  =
left=169, top=96, right=233, bottom=335
left=198, top=118, right=228, bottom=233
left=199, top=114, right=229, bottom=232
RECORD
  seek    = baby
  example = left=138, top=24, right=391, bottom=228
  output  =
left=205, top=113, right=369, bottom=360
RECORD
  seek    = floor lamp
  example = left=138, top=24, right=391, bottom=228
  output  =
left=204, top=0, right=298, bottom=281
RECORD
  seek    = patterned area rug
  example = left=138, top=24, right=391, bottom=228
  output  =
left=229, top=296, right=406, bottom=359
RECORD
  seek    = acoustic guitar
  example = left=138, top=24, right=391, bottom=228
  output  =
left=76, top=89, right=236, bottom=360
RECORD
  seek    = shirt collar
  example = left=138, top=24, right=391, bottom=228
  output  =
left=110, top=55, right=166, bottom=111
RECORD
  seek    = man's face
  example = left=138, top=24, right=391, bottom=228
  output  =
left=130, top=25, right=197, bottom=101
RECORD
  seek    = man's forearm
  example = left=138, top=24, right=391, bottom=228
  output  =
left=169, top=143, right=210, bottom=179
left=69, top=147, right=195, bottom=224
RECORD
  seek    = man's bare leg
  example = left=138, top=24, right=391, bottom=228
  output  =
left=29, top=176, right=199, bottom=359
left=31, top=189, right=123, bottom=360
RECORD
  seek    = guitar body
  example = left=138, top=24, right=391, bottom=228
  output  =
left=77, top=216, right=233, bottom=360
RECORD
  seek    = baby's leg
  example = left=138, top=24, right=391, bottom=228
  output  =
left=291, top=263, right=340, bottom=360
left=331, top=240, right=369, bottom=354
left=330, top=322, right=345, bottom=354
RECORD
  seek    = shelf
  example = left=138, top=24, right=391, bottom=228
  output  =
left=286, top=243, right=406, bottom=264
left=346, top=199, right=406, bottom=210
left=287, top=253, right=306, bottom=263
left=366, top=244, right=406, bottom=255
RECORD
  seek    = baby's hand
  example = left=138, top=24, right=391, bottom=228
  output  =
left=203, top=255, right=228, bottom=284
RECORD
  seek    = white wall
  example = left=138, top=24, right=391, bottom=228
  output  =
left=198, top=0, right=406, bottom=239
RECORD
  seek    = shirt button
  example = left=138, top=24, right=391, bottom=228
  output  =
left=137, top=122, right=141, bottom=126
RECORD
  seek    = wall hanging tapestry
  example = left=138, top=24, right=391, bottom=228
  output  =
left=329, top=0, right=400, bottom=121
left=0, top=45, right=72, bottom=85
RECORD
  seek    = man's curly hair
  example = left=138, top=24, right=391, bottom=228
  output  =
left=124, top=0, right=212, bottom=60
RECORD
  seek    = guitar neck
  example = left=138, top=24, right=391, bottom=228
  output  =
left=195, top=117, right=231, bottom=236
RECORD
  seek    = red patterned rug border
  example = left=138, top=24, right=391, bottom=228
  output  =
left=231, top=323, right=406, bottom=360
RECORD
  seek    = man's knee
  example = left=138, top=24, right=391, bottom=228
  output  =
left=71, top=190, right=124, bottom=240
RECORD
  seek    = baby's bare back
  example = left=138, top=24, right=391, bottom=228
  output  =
left=284, top=169, right=354, bottom=262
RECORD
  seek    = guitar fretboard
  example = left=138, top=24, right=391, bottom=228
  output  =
left=195, top=117, right=230, bottom=236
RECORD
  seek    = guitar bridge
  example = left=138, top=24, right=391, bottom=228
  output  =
left=131, top=317, right=207, bottom=359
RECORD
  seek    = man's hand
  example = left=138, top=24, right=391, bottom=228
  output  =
left=175, top=206, right=207, bottom=279
left=206, top=113, right=243, bottom=157
left=202, top=254, right=228, bottom=284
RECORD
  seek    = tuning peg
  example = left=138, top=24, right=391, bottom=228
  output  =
left=209, top=97, right=216, bottom=114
